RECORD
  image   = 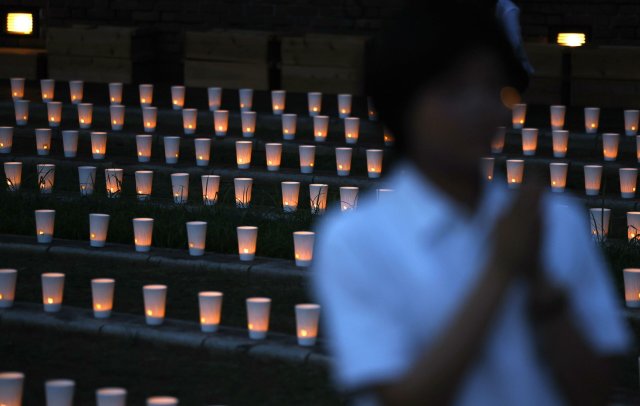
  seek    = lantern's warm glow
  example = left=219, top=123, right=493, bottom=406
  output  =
left=299, top=145, right=316, bottom=174
left=47, top=102, right=62, bottom=127
left=105, top=168, right=123, bottom=198
left=171, top=85, right=185, bottom=110
left=281, top=181, right=300, bottom=213
left=589, top=208, right=610, bottom=240
left=310, top=184, right=328, bottom=214
left=235, top=141, right=253, bottom=169
left=163, top=136, right=181, bottom=164
left=186, top=221, right=207, bottom=256
left=147, top=396, right=178, bottom=406
left=214, top=110, right=229, bottom=137
left=69, top=80, right=83, bottom=104
left=0, top=269, right=18, bottom=309
left=293, top=231, right=315, bottom=267
left=620, top=168, right=638, bottom=199
left=0, top=371, right=24, bottom=406
left=282, top=114, right=297, bottom=140
left=62, top=130, right=78, bottom=158
left=491, top=127, right=505, bottom=154
left=136, top=134, right=153, bottom=163
left=265, top=143, right=282, bottom=171
left=182, top=108, right=197, bottom=135
left=237, top=226, right=258, bottom=261
left=308, top=92, right=322, bottom=116
left=313, top=116, right=329, bottom=142
left=241, top=111, right=257, bottom=138
left=201, top=175, right=220, bottom=206
left=623, top=268, right=640, bottom=308
left=37, top=163, right=55, bottom=194
left=602, top=133, right=619, bottom=161
left=135, top=170, right=153, bottom=201
left=91, top=131, right=107, bottom=160
left=481, top=157, right=494, bottom=182
left=143, top=285, right=167, bottom=325
left=97, top=387, right=127, bottom=405
left=271, top=90, right=286, bottom=115
left=551, top=130, right=569, bottom=158
left=246, top=297, right=270, bottom=339
left=337, top=94, right=352, bottom=118
left=550, top=105, right=566, bottom=131
left=340, top=186, right=359, bottom=212
left=512, top=103, right=526, bottom=129
left=506, top=159, right=524, bottom=189
left=41, top=79, right=55, bottom=102
left=584, top=107, right=600, bottom=134
left=139, top=84, right=153, bottom=106
left=239, top=88, right=253, bottom=111
left=133, top=218, right=154, bottom=252
left=89, top=213, right=110, bottom=248
left=78, top=166, right=96, bottom=196
left=366, top=149, right=384, bottom=178
left=109, top=82, right=123, bottom=104
left=584, top=165, right=603, bottom=196
left=368, top=97, right=378, bottom=121
left=199, top=291, right=223, bottom=332
left=557, top=32, right=586, bottom=47
left=625, top=110, right=639, bottom=136
left=207, top=87, right=222, bottom=111
left=234, top=177, right=253, bottom=208
left=0, top=126, right=13, bottom=154
left=91, top=278, right=115, bottom=318
left=549, top=163, right=568, bottom=193
left=521, top=128, right=538, bottom=156
left=7, top=12, right=33, bottom=35
left=35, top=128, right=51, bottom=156
left=335, top=147, right=352, bottom=176
left=110, top=105, right=125, bottom=131
left=142, top=107, right=157, bottom=133
left=295, top=304, right=321, bottom=346
left=14, top=99, right=29, bottom=126
left=384, top=128, right=395, bottom=146
left=45, top=380, right=75, bottom=406
left=194, top=138, right=211, bottom=167
left=171, top=173, right=189, bottom=204
left=344, top=117, right=360, bottom=145
left=10, top=78, right=25, bottom=100
left=4, top=162, right=21, bottom=192
left=41, top=272, right=64, bottom=312
left=627, top=212, right=640, bottom=241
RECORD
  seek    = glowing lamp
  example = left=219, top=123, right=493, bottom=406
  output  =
left=625, top=110, right=639, bottom=136
left=335, top=147, right=353, bottom=176
left=45, top=379, right=75, bottom=406
left=344, top=117, right=360, bottom=144
left=299, top=145, right=316, bottom=174
left=521, top=128, right=538, bottom=156
left=105, top=168, right=123, bottom=198
left=310, top=184, right=328, bottom=215
left=186, top=221, right=207, bottom=256
left=246, top=297, right=270, bottom=339
left=491, top=126, right=505, bottom=154
left=78, top=166, right=96, bottom=196
left=282, top=114, right=297, bottom=140
left=584, top=107, right=600, bottom=134
left=171, top=85, right=185, bottom=110
left=623, top=268, right=640, bottom=308
left=602, top=132, right=619, bottom=161
left=69, top=80, right=83, bottom=104
left=214, top=110, right=229, bottom=137
left=10, top=78, right=24, bottom=100
left=136, top=134, right=153, bottom=163
left=207, top=87, right=222, bottom=111
left=97, top=387, right=127, bottom=406
left=337, top=94, right=352, bottom=118
left=0, top=371, right=24, bottom=406
left=637, top=136, right=640, bottom=163
left=163, top=136, right=181, bottom=164
left=182, top=108, right=197, bottom=135
left=198, top=291, right=223, bottom=333
left=383, top=128, right=395, bottom=146
left=620, top=168, right=638, bottom=199
left=235, top=141, right=252, bottom=169
left=194, top=138, right=211, bottom=167
left=589, top=208, right=610, bottom=240
left=549, top=163, right=568, bottom=193
left=41, top=79, right=55, bottom=102
left=239, top=88, right=253, bottom=111
left=584, top=165, right=602, bottom=196
left=171, top=173, right=189, bottom=204
left=133, top=218, right=154, bottom=252
left=201, top=175, right=220, bottom=206
left=4, top=162, right=21, bottom=192
left=506, top=159, right=524, bottom=189
left=143, top=284, right=167, bottom=325
left=295, top=304, right=320, bottom=346
left=139, top=84, right=153, bottom=106
left=627, top=212, right=640, bottom=241
left=109, top=83, right=123, bottom=105
left=110, top=105, right=125, bottom=131
left=234, top=177, right=253, bottom=208
left=366, top=149, right=384, bottom=178
left=135, top=170, right=153, bottom=201
left=14, top=100, right=29, bottom=126
left=89, top=213, right=110, bottom=248
left=7, top=11, right=33, bottom=34
left=481, top=157, right=494, bottom=182
left=552, top=130, right=569, bottom=158
left=0, top=126, right=13, bottom=154
left=241, top=111, right=257, bottom=138
left=308, top=92, right=322, bottom=116
left=265, top=143, right=282, bottom=171
left=35, top=128, right=51, bottom=156
left=41, top=272, right=64, bottom=312
left=36, top=163, right=55, bottom=194
left=47, top=101, right=62, bottom=127
left=550, top=105, right=566, bottom=130
left=147, top=397, right=178, bottom=406
left=91, top=131, right=107, bottom=160
left=281, top=181, right=300, bottom=213
left=0, top=269, right=17, bottom=308
left=142, top=106, right=157, bottom=133
left=512, top=103, right=526, bottom=129
left=557, top=32, right=586, bottom=47
left=91, top=278, right=115, bottom=319
left=313, top=116, right=329, bottom=142
left=293, top=231, right=315, bottom=267
left=62, top=130, right=78, bottom=158
left=271, top=90, right=286, bottom=115
left=237, top=226, right=258, bottom=261
left=367, top=97, right=378, bottom=121
left=339, top=186, right=359, bottom=212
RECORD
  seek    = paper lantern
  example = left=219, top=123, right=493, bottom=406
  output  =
left=337, top=94, right=352, bottom=118
left=589, top=208, right=610, bottom=239
left=271, top=90, right=286, bottom=115
left=623, top=269, right=640, bottom=308
left=97, top=388, right=127, bottom=406
left=309, top=184, right=328, bottom=214
left=91, top=131, right=107, bottom=160
left=143, top=285, right=167, bottom=325
left=45, top=379, right=75, bottom=406
left=0, top=269, right=17, bottom=308
left=35, top=128, right=51, bottom=156
left=186, top=221, right=207, bottom=256
left=41, top=79, right=55, bottom=102
left=627, top=212, right=640, bottom=241
left=491, top=126, right=505, bottom=154
left=506, top=159, right=524, bottom=189
left=4, top=162, right=21, bottom=192
left=340, top=186, right=359, bottom=212
left=171, top=85, right=185, bottom=110
left=214, top=110, right=229, bottom=137
left=552, top=130, right=569, bottom=158
left=624, top=110, right=639, bottom=136
left=295, top=304, right=320, bottom=346
left=0, top=126, right=13, bottom=153
left=164, top=136, right=181, bottom=164
left=109, top=82, right=123, bottom=105
left=584, top=107, right=600, bottom=134
left=241, top=111, right=257, bottom=138
left=265, top=143, right=282, bottom=171
left=521, top=128, right=538, bottom=156
left=135, top=170, right=153, bottom=201
left=293, top=231, right=315, bottom=267
left=105, top=168, right=123, bottom=198
left=198, top=291, right=223, bottom=333
left=383, top=128, right=395, bottom=146
left=10, top=78, right=24, bottom=100
left=367, top=97, right=378, bottom=121
left=313, top=116, right=329, bottom=142
left=133, top=218, right=154, bottom=252
left=147, top=396, right=178, bottom=406
left=78, top=166, right=96, bottom=196
left=37, top=164, right=55, bottom=194
left=602, top=132, right=619, bottom=161
left=239, top=88, right=253, bottom=111
left=110, top=105, right=125, bottom=131
left=69, top=80, right=83, bottom=104
left=550, top=105, right=566, bottom=130
left=171, top=173, right=189, bottom=204
left=91, top=278, right=115, bottom=318
left=549, top=163, right=568, bottom=193
left=234, top=177, right=253, bottom=208
left=0, top=372, right=24, bottom=406
left=201, top=175, right=220, bottom=206
left=62, top=130, right=79, bottom=158
left=511, top=103, right=526, bottom=129
left=308, top=92, right=322, bottom=116
left=41, top=272, right=64, bottom=312
left=481, top=157, right=494, bottom=181
left=281, top=181, right=300, bottom=213
left=139, top=84, right=153, bottom=106
left=237, top=226, right=258, bottom=261
left=620, top=168, right=638, bottom=198
left=182, top=108, right=197, bottom=135
left=194, top=138, right=211, bottom=167
left=14, top=100, right=29, bottom=126
left=584, top=165, right=603, bottom=196
left=344, top=117, right=360, bottom=145
left=299, top=145, right=316, bottom=174
left=142, top=107, right=157, bottom=133
left=246, top=297, right=270, bottom=339
left=207, top=87, right=222, bottom=111
left=235, top=141, right=252, bottom=169
left=136, top=134, right=153, bottom=163
left=366, top=149, right=383, bottom=178
left=335, top=147, right=353, bottom=176
left=282, top=114, right=297, bottom=140
left=89, top=213, right=110, bottom=247
left=47, top=102, right=62, bottom=128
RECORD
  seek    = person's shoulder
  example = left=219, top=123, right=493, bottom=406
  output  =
left=541, top=191, right=587, bottom=229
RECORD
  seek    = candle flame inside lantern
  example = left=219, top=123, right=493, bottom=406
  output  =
left=47, top=297, right=53, bottom=304
left=147, top=310, right=152, bottom=316
left=301, top=329, right=308, bottom=337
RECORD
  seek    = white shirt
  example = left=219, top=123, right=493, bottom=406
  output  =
left=312, top=162, right=630, bottom=406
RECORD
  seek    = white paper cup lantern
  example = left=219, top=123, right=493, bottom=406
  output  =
left=41, top=79, right=55, bottom=102
left=271, top=90, right=286, bottom=115
left=97, top=388, right=127, bottom=406
left=62, top=130, right=78, bottom=158
left=628, top=212, right=640, bottom=241
left=14, top=100, right=29, bottom=126
left=36, top=128, right=52, bottom=156
left=367, top=97, right=378, bottom=121
left=0, top=269, right=17, bottom=308
left=308, top=92, right=322, bottom=116
left=637, top=136, right=640, bottom=163
left=295, top=304, right=320, bottom=346
left=69, top=80, right=83, bottom=104
left=201, top=175, right=220, bottom=206
left=344, top=117, right=360, bottom=145
left=139, top=84, right=153, bottom=106
left=234, top=177, right=253, bottom=208
left=265, top=143, right=282, bottom=171
left=110, top=105, right=125, bottom=131
left=182, top=108, right=197, bottom=135
left=135, top=170, right=153, bottom=201
left=584, top=165, right=603, bottom=196
left=549, top=163, right=568, bottom=193
left=237, top=226, right=258, bottom=261
left=310, top=184, right=328, bottom=214
left=281, top=181, right=300, bottom=213
left=299, top=145, right=316, bottom=174
left=335, top=147, right=352, bottom=176
left=552, top=130, right=569, bottom=158
left=4, top=162, right=21, bottom=192
left=37, top=164, right=55, bottom=194
left=186, top=221, right=207, bottom=256
left=136, top=134, right=153, bottom=162
left=481, top=157, right=495, bottom=181
left=491, top=126, right=506, bottom=154
left=198, top=291, right=223, bottom=333
left=337, top=94, right=352, bottom=118
left=236, top=141, right=252, bottom=169
left=142, top=106, right=157, bottom=133
left=602, top=132, right=619, bottom=161
left=147, top=396, right=178, bottom=406
left=620, top=168, right=638, bottom=199
left=239, top=88, right=253, bottom=111
left=10, top=78, right=24, bottom=100
left=78, top=166, right=96, bottom=196
left=77, top=103, right=93, bottom=129
left=214, top=110, right=229, bottom=137
left=207, top=87, right=222, bottom=111
left=35, top=210, right=55, bottom=243
left=585, top=107, right=600, bottom=134
left=624, top=110, right=639, bottom=136
left=340, top=186, right=359, bottom=212
left=143, top=285, right=167, bottom=325
left=45, top=379, right=75, bottom=406
left=164, top=136, right=181, bottom=164
left=246, top=297, right=271, bottom=340
left=521, top=128, right=538, bottom=156
left=241, top=111, right=257, bottom=138
left=171, top=85, right=185, bottom=110
left=47, top=102, right=62, bottom=128
left=550, top=105, right=566, bottom=130
left=89, top=213, right=110, bottom=248
left=293, top=231, right=315, bottom=267
left=42, top=272, right=64, bottom=312
left=194, top=138, right=210, bottom=167
left=623, top=269, right=640, bottom=308
left=91, top=278, right=115, bottom=318
left=282, top=113, right=297, bottom=140
left=313, top=116, right=329, bottom=142
left=0, top=372, right=24, bottom=406
left=366, top=149, right=384, bottom=178
left=0, top=127, right=13, bottom=153
left=512, top=103, right=526, bottom=129
left=171, top=173, right=189, bottom=204
left=91, top=131, right=107, bottom=160
left=105, top=169, right=123, bottom=198
left=589, top=208, right=610, bottom=240
left=506, top=159, right=524, bottom=189
left=109, top=82, right=123, bottom=104
left=133, top=218, right=154, bottom=252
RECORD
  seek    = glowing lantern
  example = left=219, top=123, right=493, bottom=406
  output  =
left=171, top=85, right=185, bottom=110
left=163, top=136, right=180, bottom=164
left=308, top=92, right=322, bottom=116
left=237, top=226, right=258, bottom=261
left=625, top=110, right=639, bottom=136
left=239, top=88, right=253, bottom=111
left=246, top=297, right=270, bottom=339
left=550, top=105, right=566, bottom=130
left=265, top=143, right=282, bottom=171
left=310, top=184, right=328, bottom=214
left=35, top=128, right=51, bottom=156
left=557, top=32, right=586, bottom=47
left=337, top=94, right=352, bottom=118
left=78, top=166, right=96, bottom=196
left=4, top=162, right=21, bottom=192
left=313, top=116, right=329, bottom=142
left=47, top=101, right=62, bottom=128
left=214, top=110, right=229, bottom=137
left=139, top=84, right=153, bottom=106
left=91, top=278, right=115, bottom=319
left=201, top=175, right=220, bottom=206
left=135, top=170, right=153, bottom=201
left=10, top=78, right=24, bottom=100
left=481, top=157, right=494, bottom=181
left=91, top=131, right=107, bottom=160
left=506, top=159, right=524, bottom=189
left=110, top=105, right=125, bottom=131
left=637, top=136, right=640, bottom=163
left=623, top=269, right=640, bottom=308
left=366, top=149, right=383, bottom=178
left=198, top=291, right=223, bottom=332
left=182, top=108, right=197, bottom=135
left=147, top=396, right=178, bottom=406
left=584, top=107, right=600, bottom=134
left=0, top=269, right=17, bottom=308
left=271, top=90, right=286, bottom=115
left=109, top=82, right=123, bottom=104
left=589, top=208, right=610, bottom=240
left=339, top=186, right=359, bottom=212
left=207, top=87, right=222, bottom=111
left=282, top=114, right=297, bottom=140
left=512, top=103, right=526, bottom=129
left=41, top=79, right=55, bottom=102
left=234, top=177, right=253, bottom=208
left=194, top=138, right=211, bottom=167
left=367, top=97, right=378, bottom=121
left=0, top=371, right=24, bottom=406
left=620, top=168, right=638, bottom=199
left=136, top=134, right=153, bottom=163
left=521, top=128, right=538, bottom=156
left=41, top=272, right=64, bottom=312
left=383, top=128, right=395, bottom=146
left=45, top=379, right=75, bottom=406
left=241, top=111, right=257, bottom=138
left=344, top=117, right=360, bottom=144
left=584, top=165, right=603, bottom=196
left=97, top=388, right=127, bottom=406
left=552, top=130, right=569, bottom=158
left=171, top=173, right=189, bottom=204
left=105, top=168, right=123, bottom=198
left=235, top=141, right=252, bottom=169
left=142, top=107, right=157, bottom=133
left=627, top=212, right=640, bottom=241
left=602, top=132, right=619, bottom=161
left=281, top=181, right=300, bottom=213
left=491, top=126, right=505, bottom=154
left=143, top=285, right=167, bottom=325
left=133, top=218, right=154, bottom=252
left=62, top=130, right=78, bottom=158
left=293, top=231, right=315, bottom=267
left=89, top=213, right=110, bottom=248
left=69, top=80, right=83, bottom=104
left=335, top=147, right=352, bottom=176
left=295, top=304, right=320, bottom=346
left=37, top=164, right=55, bottom=194
left=299, top=145, right=316, bottom=174
left=14, top=100, right=29, bottom=126
left=0, top=126, right=13, bottom=154
left=549, top=163, right=568, bottom=193
left=186, top=221, right=207, bottom=256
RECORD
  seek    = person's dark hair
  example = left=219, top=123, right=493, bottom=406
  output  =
left=365, top=0, right=528, bottom=152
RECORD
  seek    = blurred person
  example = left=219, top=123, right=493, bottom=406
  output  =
left=312, top=2, right=630, bottom=406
